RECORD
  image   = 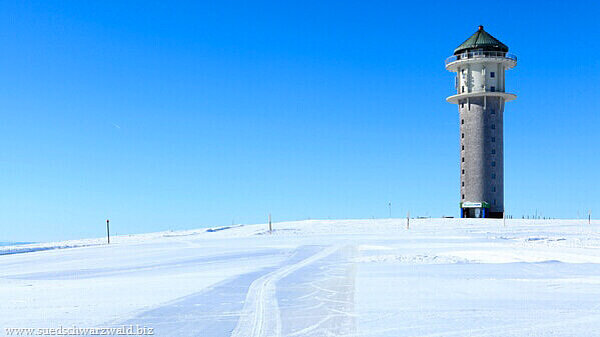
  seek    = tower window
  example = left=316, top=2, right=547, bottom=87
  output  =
left=492, top=173, right=496, bottom=179
left=462, top=194, right=465, bottom=200
left=462, top=145, right=464, bottom=150
left=490, top=72, right=495, bottom=78
left=462, top=86, right=465, bottom=93
left=462, top=157, right=465, bottom=162
left=462, top=181, right=465, bottom=187
left=492, top=149, right=496, bottom=154
left=492, top=137, right=496, bottom=142
left=491, top=124, right=495, bottom=129
left=491, top=86, right=496, bottom=92
left=461, top=119, right=464, bottom=125
left=462, top=169, right=465, bottom=174
left=493, top=186, right=496, bottom=192
left=491, top=109, right=495, bottom=115
left=461, top=102, right=465, bottom=108
left=494, top=199, right=497, bottom=205
left=492, top=161, right=496, bottom=167
left=462, top=133, right=464, bottom=139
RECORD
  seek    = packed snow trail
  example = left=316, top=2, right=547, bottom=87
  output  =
left=230, top=245, right=343, bottom=337
left=113, top=244, right=358, bottom=337
left=109, top=246, right=323, bottom=336
left=111, top=269, right=273, bottom=336
left=278, top=245, right=357, bottom=337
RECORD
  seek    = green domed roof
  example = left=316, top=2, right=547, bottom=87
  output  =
left=454, top=26, right=508, bottom=55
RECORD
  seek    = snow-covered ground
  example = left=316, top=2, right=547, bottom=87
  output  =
left=2, top=218, right=600, bottom=336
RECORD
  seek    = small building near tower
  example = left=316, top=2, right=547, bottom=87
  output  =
left=445, top=26, right=517, bottom=218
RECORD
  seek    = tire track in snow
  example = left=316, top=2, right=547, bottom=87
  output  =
left=231, top=245, right=341, bottom=337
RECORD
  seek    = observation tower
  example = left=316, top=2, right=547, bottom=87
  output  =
left=445, top=26, right=517, bottom=218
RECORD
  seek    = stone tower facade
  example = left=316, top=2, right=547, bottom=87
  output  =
left=445, top=26, right=517, bottom=218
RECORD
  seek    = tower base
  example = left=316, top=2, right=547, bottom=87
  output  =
left=461, top=208, right=503, bottom=218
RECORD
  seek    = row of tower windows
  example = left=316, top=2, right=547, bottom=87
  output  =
left=460, top=168, right=496, bottom=176
left=460, top=113, right=496, bottom=122
left=459, top=195, right=497, bottom=206
left=460, top=133, right=496, bottom=143
left=458, top=103, right=496, bottom=115
left=460, top=194, right=498, bottom=203
left=459, top=70, right=495, bottom=78
left=460, top=170, right=496, bottom=179
left=461, top=185, right=497, bottom=191
left=460, top=182, right=500, bottom=191
left=461, top=86, right=495, bottom=94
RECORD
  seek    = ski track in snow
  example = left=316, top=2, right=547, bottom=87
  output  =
left=230, top=245, right=349, bottom=337
left=106, top=245, right=357, bottom=337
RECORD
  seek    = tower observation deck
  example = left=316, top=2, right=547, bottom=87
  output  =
left=445, top=26, right=517, bottom=218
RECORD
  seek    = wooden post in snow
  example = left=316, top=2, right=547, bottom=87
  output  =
left=106, top=219, right=110, bottom=244
left=406, top=211, right=410, bottom=230
left=269, top=214, right=272, bottom=234
left=589, top=210, right=592, bottom=225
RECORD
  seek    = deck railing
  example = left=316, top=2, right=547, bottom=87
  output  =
left=445, top=51, right=517, bottom=66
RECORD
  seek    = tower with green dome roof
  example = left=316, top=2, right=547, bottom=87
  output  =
left=445, top=26, right=517, bottom=218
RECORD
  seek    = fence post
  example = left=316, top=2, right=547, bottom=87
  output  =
left=106, top=219, right=110, bottom=244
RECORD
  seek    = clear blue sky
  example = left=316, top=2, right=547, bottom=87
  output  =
left=1, top=1, right=599, bottom=241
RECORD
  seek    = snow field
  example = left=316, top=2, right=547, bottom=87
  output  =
left=2, top=218, right=600, bottom=336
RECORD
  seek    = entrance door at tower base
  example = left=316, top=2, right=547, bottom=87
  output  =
left=461, top=201, right=492, bottom=218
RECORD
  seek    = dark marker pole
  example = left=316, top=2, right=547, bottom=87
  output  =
left=106, top=219, right=110, bottom=244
